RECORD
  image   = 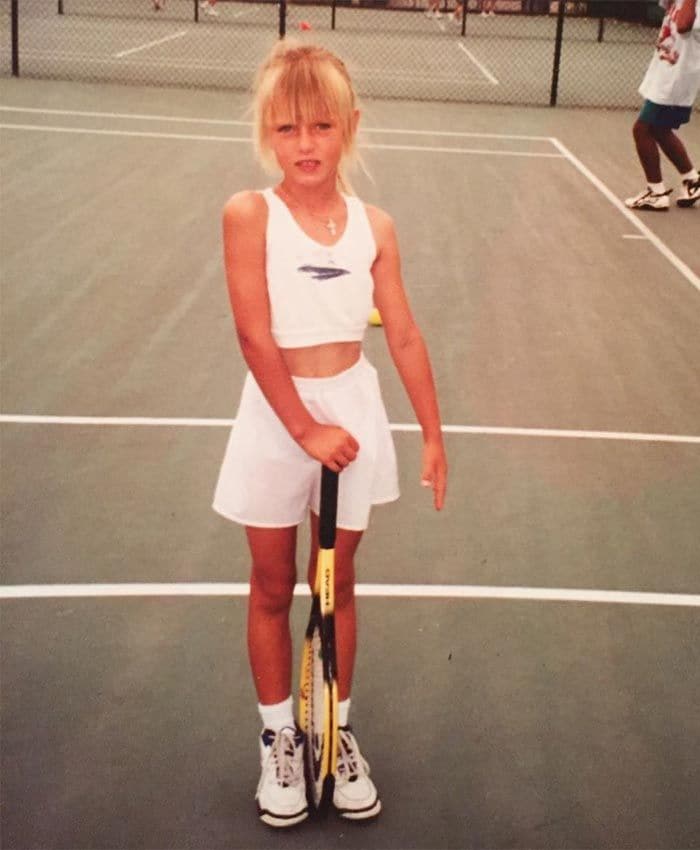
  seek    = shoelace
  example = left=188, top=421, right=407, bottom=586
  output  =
left=272, top=729, right=304, bottom=788
left=336, top=728, right=366, bottom=783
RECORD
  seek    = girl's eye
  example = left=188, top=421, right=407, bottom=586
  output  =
left=316, top=122, right=332, bottom=131
left=277, top=124, right=294, bottom=134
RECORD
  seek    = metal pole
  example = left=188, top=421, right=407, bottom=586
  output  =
left=279, top=0, right=286, bottom=37
left=12, top=0, right=19, bottom=76
left=332, top=0, right=337, bottom=30
left=461, top=0, right=466, bottom=36
left=58, top=0, right=64, bottom=14
left=597, top=16, right=605, bottom=42
left=194, top=0, right=199, bottom=22
left=549, top=0, right=565, bottom=107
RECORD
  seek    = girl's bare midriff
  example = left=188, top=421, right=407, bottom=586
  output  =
left=280, top=340, right=362, bottom=378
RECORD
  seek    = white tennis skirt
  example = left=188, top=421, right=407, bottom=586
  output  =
left=212, top=354, right=399, bottom=530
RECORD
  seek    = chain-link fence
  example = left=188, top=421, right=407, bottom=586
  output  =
left=4, top=0, right=689, bottom=108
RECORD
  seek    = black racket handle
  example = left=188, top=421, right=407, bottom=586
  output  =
left=319, top=466, right=339, bottom=550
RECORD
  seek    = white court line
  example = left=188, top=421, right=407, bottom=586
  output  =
left=7, top=50, right=494, bottom=86
left=1, top=415, right=699, bottom=444
left=114, top=30, right=188, bottom=59
left=551, top=137, right=700, bottom=296
left=622, top=234, right=648, bottom=240
left=0, top=107, right=554, bottom=140
left=0, top=124, right=561, bottom=158
left=2, top=583, right=699, bottom=607
left=456, top=41, right=499, bottom=85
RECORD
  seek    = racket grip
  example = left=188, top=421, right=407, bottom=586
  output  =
left=319, top=466, right=339, bottom=549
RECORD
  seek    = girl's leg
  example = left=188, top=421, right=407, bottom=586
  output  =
left=651, top=125, right=694, bottom=176
left=633, top=119, right=663, bottom=184
left=308, top=513, right=364, bottom=702
left=246, top=525, right=298, bottom=705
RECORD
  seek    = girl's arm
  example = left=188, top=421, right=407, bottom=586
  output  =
left=222, top=192, right=359, bottom=472
left=367, top=205, right=447, bottom=510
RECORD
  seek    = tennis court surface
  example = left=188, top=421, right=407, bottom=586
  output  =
left=1, top=75, right=699, bottom=849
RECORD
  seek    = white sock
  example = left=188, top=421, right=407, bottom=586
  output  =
left=680, top=168, right=698, bottom=183
left=649, top=181, right=666, bottom=194
left=258, top=696, right=295, bottom=732
left=338, top=698, right=351, bottom=728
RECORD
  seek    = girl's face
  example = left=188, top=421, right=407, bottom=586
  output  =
left=265, top=111, right=356, bottom=189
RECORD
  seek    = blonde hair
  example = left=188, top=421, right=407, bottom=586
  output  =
left=252, top=40, right=360, bottom=194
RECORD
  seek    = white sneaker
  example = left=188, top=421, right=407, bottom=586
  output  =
left=256, top=727, right=308, bottom=828
left=677, top=176, right=700, bottom=208
left=624, top=187, right=671, bottom=211
left=333, top=726, right=381, bottom=820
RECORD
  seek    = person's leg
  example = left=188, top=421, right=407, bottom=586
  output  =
left=625, top=118, right=672, bottom=209
left=307, top=514, right=363, bottom=702
left=246, top=524, right=308, bottom=828
left=651, top=125, right=694, bottom=175
left=633, top=118, right=663, bottom=184
left=246, top=525, right=298, bottom=705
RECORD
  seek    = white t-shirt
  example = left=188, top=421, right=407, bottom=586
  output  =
left=639, top=0, right=700, bottom=106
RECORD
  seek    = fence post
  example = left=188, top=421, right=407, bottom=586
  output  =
left=58, top=0, right=64, bottom=13
left=597, top=16, right=605, bottom=42
left=279, top=0, right=286, bottom=37
left=11, top=0, right=19, bottom=76
left=332, top=0, right=337, bottom=30
left=461, top=0, right=467, bottom=36
left=549, top=0, right=565, bottom=107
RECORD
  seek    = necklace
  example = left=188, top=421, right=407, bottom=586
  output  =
left=277, top=187, right=341, bottom=237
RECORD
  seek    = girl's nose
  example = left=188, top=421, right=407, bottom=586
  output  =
left=298, top=126, right=313, bottom=151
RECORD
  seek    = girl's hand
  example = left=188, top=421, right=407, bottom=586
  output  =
left=298, top=422, right=360, bottom=473
left=420, top=440, right=447, bottom=511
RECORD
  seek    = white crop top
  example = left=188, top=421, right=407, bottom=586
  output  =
left=261, top=187, right=377, bottom=348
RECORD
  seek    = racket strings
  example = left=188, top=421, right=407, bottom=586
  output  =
left=271, top=728, right=305, bottom=788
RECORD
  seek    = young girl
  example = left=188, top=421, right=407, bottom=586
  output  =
left=213, top=41, right=447, bottom=828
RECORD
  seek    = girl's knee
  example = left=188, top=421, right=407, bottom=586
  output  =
left=250, top=563, right=296, bottom=614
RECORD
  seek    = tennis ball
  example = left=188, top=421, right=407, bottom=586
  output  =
left=299, top=20, right=312, bottom=30
left=368, top=307, right=383, bottom=327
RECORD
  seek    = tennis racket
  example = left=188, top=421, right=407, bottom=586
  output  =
left=299, top=465, right=339, bottom=815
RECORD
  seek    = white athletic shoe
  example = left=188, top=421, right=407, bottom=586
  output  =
left=256, top=727, right=308, bottom=828
left=677, top=176, right=700, bottom=208
left=624, top=187, right=671, bottom=211
left=333, top=726, right=382, bottom=820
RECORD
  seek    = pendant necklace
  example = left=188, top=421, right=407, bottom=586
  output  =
left=278, top=187, right=340, bottom=237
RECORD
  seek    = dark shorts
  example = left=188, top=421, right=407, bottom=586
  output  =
left=639, top=100, right=692, bottom=129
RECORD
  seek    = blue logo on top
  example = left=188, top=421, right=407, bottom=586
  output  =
left=298, top=265, right=350, bottom=281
